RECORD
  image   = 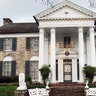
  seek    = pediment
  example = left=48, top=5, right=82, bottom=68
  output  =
left=35, top=0, right=96, bottom=20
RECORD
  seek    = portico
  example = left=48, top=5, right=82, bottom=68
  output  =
left=35, top=0, right=96, bottom=83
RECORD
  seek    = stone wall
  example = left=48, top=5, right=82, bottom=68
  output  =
left=0, top=37, right=39, bottom=75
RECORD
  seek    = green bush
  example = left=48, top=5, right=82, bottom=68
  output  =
left=0, top=76, right=18, bottom=83
left=83, top=66, right=96, bottom=83
left=25, top=75, right=31, bottom=82
left=0, top=86, right=17, bottom=96
left=27, top=82, right=45, bottom=89
left=39, top=65, right=51, bottom=85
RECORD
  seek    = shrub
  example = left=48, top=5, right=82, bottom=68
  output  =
left=39, top=65, right=51, bottom=85
left=25, top=75, right=31, bottom=82
left=27, top=82, right=45, bottom=88
left=0, top=76, right=18, bottom=83
left=83, top=66, right=96, bottom=83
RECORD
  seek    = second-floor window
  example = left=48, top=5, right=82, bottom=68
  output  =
left=0, top=38, right=17, bottom=51
left=4, top=38, right=12, bottom=51
left=26, top=37, right=39, bottom=50
left=64, top=36, right=71, bottom=48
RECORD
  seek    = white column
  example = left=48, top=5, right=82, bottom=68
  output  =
left=44, top=38, right=48, bottom=65
left=86, top=37, right=90, bottom=65
left=89, top=27, right=96, bottom=66
left=78, top=27, right=84, bottom=82
left=39, top=28, right=44, bottom=82
left=50, top=28, right=56, bottom=83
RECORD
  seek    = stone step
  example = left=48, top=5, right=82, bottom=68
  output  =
left=49, top=85, right=86, bottom=96
left=50, top=82, right=85, bottom=87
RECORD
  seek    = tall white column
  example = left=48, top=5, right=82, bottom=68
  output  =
left=78, top=27, right=84, bottom=82
left=86, top=37, right=90, bottom=65
left=89, top=27, right=96, bottom=66
left=39, top=28, right=44, bottom=82
left=50, top=28, right=56, bottom=83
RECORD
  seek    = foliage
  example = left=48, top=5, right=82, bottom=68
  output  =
left=27, top=82, right=45, bottom=88
left=83, top=66, right=96, bottom=83
left=39, top=65, right=51, bottom=85
left=0, top=76, right=18, bottom=83
left=25, top=75, right=31, bottom=82
left=0, top=86, right=17, bottom=96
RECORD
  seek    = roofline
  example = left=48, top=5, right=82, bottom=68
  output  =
left=33, top=16, right=39, bottom=25
left=35, top=0, right=96, bottom=19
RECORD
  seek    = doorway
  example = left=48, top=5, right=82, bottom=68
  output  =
left=63, top=59, right=72, bottom=82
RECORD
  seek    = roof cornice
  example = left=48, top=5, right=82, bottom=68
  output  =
left=38, top=17, right=96, bottom=21
left=35, top=0, right=96, bottom=19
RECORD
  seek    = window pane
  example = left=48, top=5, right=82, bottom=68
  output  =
left=30, top=37, right=39, bottom=50
left=30, top=61, right=38, bottom=82
left=4, top=38, right=12, bottom=51
left=64, top=36, right=71, bottom=48
left=2, top=61, right=12, bottom=77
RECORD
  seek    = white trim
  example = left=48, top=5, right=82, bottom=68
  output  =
left=35, top=0, right=96, bottom=19
left=0, top=33, right=39, bottom=38
left=30, top=56, right=39, bottom=61
left=3, top=56, right=13, bottom=61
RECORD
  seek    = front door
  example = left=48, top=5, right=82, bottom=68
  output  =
left=63, top=59, right=72, bottom=82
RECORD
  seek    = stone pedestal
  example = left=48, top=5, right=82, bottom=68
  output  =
left=14, top=90, right=29, bottom=96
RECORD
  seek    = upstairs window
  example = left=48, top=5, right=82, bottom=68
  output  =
left=26, top=37, right=39, bottom=50
left=4, top=38, right=12, bottom=51
left=64, top=36, right=71, bottom=48
left=0, top=38, right=17, bottom=51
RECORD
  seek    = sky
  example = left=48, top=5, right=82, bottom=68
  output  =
left=0, top=0, right=93, bottom=26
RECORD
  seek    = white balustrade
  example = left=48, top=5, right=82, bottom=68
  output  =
left=86, top=88, right=96, bottom=96
left=28, top=88, right=49, bottom=96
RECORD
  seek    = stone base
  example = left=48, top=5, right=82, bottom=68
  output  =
left=14, top=90, right=29, bottom=96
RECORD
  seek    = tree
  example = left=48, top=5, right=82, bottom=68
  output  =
left=88, top=0, right=96, bottom=9
left=39, top=65, right=51, bottom=85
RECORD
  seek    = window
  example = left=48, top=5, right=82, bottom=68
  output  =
left=26, top=37, right=39, bottom=50
left=30, top=61, right=38, bottom=82
left=30, top=37, right=39, bottom=50
left=0, top=38, right=17, bottom=51
left=25, top=56, right=39, bottom=82
left=56, top=59, right=58, bottom=80
left=77, top=59, right=79, bottom=80
left=64, top=36, right=71, bottom=48
left=4, top=38, right=12, bottom=51
left=2, top=61, right=11, bottom=77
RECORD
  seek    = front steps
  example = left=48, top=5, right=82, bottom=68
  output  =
left=49, top=83, right=86, bottom=96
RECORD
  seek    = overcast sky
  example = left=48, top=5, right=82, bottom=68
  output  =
left=0, top=0, right=93, bottom=26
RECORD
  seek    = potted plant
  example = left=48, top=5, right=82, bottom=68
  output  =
left=39, top=65, right=51, bottom=85
left=83, top=66, right=96, bottom=83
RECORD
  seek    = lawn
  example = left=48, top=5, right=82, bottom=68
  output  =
left=0, top=86, right=17, bottom=96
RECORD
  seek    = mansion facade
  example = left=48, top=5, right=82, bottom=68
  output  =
left=0, top=0, right=96, bottom=83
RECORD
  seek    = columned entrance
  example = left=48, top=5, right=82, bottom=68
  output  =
left=63, top=59, right=72, bottom=82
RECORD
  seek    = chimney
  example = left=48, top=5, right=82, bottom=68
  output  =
left=3, top=18, right=13, bottom=25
